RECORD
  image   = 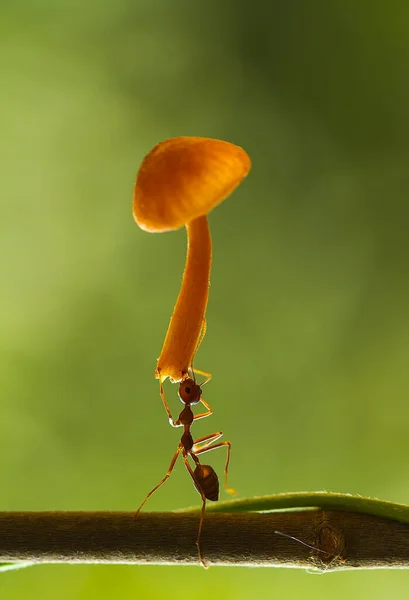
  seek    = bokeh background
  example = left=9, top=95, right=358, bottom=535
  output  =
left=1, top=0, right=409, bottom=598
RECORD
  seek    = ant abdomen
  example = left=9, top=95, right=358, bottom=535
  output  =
left=194, top=464, right=219, bottom=501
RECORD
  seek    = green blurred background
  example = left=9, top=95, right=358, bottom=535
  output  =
left=1, top=0, right=409, bottom=598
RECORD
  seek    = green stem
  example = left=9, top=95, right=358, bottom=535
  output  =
left=188, top=491, right=409, bottom=524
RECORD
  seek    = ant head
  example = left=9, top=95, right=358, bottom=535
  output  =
left=178, top=378, right=202, bottom=405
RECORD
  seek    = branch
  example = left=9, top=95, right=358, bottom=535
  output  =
left=1, top=509, right=409, bottom=570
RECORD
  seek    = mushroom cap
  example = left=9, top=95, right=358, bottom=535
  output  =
left=133, top=136, right=251, bottom=232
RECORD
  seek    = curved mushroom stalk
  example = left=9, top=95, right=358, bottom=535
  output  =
left=156, top=215, right=211, bottom=383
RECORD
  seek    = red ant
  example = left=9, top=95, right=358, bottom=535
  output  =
left=135, top=372, right=235, bottom=568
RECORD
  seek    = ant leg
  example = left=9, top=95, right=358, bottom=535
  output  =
left=192, top=396, right=213, bottom=422
left=188, top=318, right=211, bottom=385
left=159, top=378, right=180, bottom=427
left=194, top=317, right=207, bottom=357
left=193, top=439, right=236, bottom=496
left=183, top=454, right=209, bottom=569
left=135, top=445, right=181, bottom=517
left=193, top=432, right=223, bottom=449
left=191, top=368, right=212, bottom=385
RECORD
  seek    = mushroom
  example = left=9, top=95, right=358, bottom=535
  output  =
left=133, top=136, right=251, bottom=423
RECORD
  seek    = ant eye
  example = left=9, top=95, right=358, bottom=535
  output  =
left=185, top=387, right=191, bottom=394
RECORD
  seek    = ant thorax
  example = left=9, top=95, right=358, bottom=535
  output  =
left=178, top=404, right=194, bottom=426
left=181, top=430, right=194, bottom=452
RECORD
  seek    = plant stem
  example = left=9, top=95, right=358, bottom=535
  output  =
left=0, top=509, right=408, bottom=570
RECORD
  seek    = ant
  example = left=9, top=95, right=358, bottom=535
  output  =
left=135, top=370, right=236, bottom=568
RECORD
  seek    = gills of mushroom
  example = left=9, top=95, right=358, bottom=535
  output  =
left=133, top=136, right=251, bottom=385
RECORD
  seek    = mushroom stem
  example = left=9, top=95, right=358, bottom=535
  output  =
left=156, top=215, right=212, bottom=383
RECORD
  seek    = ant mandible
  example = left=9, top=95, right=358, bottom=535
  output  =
left=135, top=370, right=236, bottom=568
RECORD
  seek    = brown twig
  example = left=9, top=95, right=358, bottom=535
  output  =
left=1, top=509, right=409, bottom=570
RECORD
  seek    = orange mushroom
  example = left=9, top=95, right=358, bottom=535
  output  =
left=133, top=136, right=251, bottom=423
